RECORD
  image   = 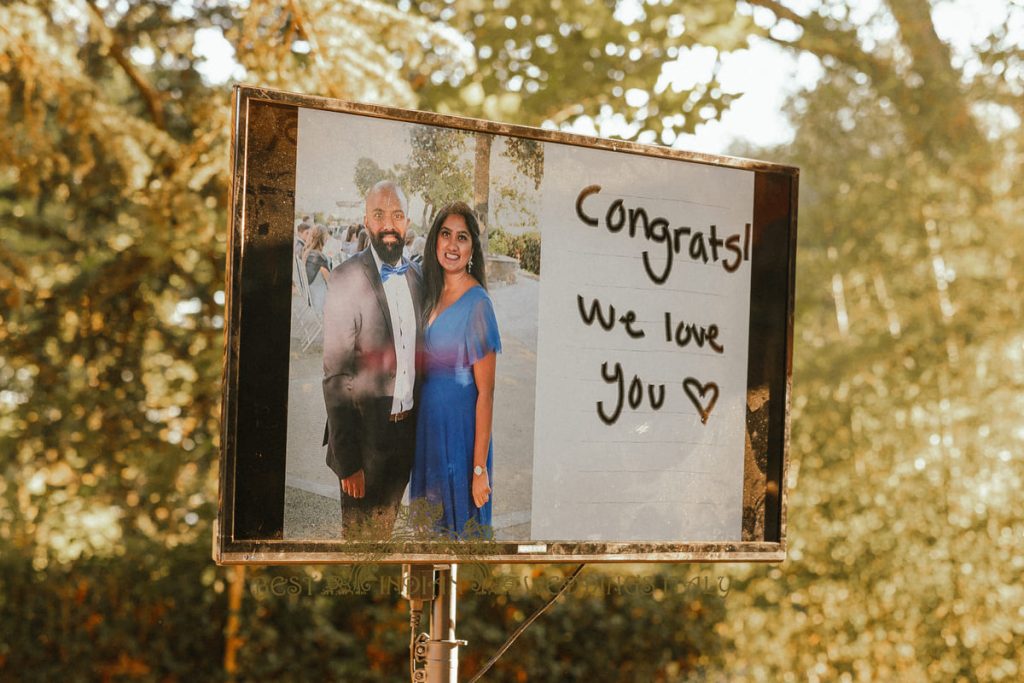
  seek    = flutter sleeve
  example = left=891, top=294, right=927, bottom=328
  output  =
left=466, top=290, right=502, bottom=364
left=454, top=291, right=501, bottom=387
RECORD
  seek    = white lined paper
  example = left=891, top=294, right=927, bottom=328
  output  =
left=530, top=143, right=755, bottom=542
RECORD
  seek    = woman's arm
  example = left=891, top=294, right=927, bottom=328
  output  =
left=471, top=351, right=497, bottom=508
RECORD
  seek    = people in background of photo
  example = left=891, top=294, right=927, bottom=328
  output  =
left=293, top=222, right=312, bottom=293
left=403, top=229, right=416, bottom=261
left=355, top=227, right=370, bottom=253
left=410, top=234, right=426, bottom=264
left=322, top=222, right=345, bottom=267
left=341, top=223, right=361, bottom=258
left=322, top=181, right=424, bottom=536
left=410, top=201, right=501, bottom=537
left=301, top=224, right=332, bottom=312
left=295, top=221, right=312, bottom=256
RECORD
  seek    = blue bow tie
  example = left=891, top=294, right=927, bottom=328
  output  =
left=380, top=261, right=410, bottom=282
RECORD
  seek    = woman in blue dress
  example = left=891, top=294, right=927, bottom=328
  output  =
left=410, top=202, right=501, bottom=538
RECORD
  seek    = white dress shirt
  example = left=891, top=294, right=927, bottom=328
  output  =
left=371, top=247, right=417, bottom=414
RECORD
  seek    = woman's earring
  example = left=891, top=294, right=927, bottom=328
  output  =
left=468, top=257, right=474, bottom=271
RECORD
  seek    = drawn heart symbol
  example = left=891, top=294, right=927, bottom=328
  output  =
left=683, top=378, right=719, bottom=425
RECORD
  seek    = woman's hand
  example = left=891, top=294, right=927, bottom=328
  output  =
left=472, top=470, right=491, bottom=508
left=471, top=351, right=497, bottom=510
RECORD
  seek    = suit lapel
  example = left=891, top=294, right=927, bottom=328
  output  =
left=360, top=249, right=395, bottom=342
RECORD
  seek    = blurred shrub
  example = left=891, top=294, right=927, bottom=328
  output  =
left=488, top=228, right=542, bottom=275
left=0, top=556, right=728, bottom=681
left=0, top=545, right=226, bottom=682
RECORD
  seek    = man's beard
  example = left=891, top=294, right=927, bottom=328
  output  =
left=370, top=230, right=404, bottom=264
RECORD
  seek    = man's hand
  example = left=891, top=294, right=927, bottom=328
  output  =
left=341, top=469, right=366, bottom=499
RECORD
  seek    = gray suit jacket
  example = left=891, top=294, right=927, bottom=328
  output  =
left=322, top=248, right=423, bottom=487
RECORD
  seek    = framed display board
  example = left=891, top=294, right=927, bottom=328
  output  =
left=214, top=85, right=797, bottom=564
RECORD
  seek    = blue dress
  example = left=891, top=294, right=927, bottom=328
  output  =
left=411, top=286, right=501, bottom=537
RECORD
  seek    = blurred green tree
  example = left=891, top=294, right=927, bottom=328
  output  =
left=0, top=0, right=467, bottom=677
left=402, top=126, right=474, bottom=227
left=716, top=1, right=1024, bottom=680
left=403, top=0, right=754, bottom=142
left=3, top=0, right=1022, bottom=680
left=0, top=0, right=745, bottom=678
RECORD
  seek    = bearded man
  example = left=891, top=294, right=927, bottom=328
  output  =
left=322, top=180, right=423, bottom=535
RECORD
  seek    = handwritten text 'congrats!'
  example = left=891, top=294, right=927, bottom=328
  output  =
left=574, top=185, right=751, bottom=285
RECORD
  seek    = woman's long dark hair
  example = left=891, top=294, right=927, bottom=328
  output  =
left=423, top=202, right=487, bottom=317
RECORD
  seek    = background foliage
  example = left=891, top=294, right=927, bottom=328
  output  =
left=488, top=229, right=542, bottom=275
left=2, top=0, right=1023, bottom=680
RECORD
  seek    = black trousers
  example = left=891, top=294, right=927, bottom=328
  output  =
left=339, top=414, right=415, bottom=538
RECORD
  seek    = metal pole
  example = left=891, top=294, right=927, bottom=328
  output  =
left=426, top=564, right=460, bottom=683
left=404, top=563, right=465, bottom=683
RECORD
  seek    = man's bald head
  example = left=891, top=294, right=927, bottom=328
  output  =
left=365, top=180, right=409, bottom=215
left=363, top=181, right=411, bottom=264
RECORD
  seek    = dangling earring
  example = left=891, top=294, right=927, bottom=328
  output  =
left=468, top=257, right=474, bottom=271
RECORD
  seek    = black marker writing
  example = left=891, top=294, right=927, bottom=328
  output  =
left=578, top=295, right=614, bottom=330
left=597, top=362, right=666, bottom=425
left=577, top=296, right=645, bottom=338
left=575, top=184, right=601, bottom=226
left=575, top=185, right=751, bottom=284
left=682, top=378, right=719, bottom=425
left=663, top=312, right=724, bottom=353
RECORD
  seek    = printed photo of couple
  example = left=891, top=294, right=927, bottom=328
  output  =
left=284, top=109, right=544, bottom=542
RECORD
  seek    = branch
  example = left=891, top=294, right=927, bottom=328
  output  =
left=288, top=0, right=345, bottom=99
left=744, top=0, right=806, bottom=26
left=750, top=0, right=991, bottom=188
left=544, top=94, right=610, bottom=126
left=85, top=0, right=166, bottom=130
left=745, top=0, right=895, bottom=83
left=886, top=0, right=957, bottom=82
left=887, top=0, right=989, bottom=167
left=743, top=0, right=937, bottom=142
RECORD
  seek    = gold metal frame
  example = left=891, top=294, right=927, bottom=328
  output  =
left=215, top=85, right=797, bottom=565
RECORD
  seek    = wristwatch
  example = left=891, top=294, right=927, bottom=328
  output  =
left=473, top=465, right=484, bottom=476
